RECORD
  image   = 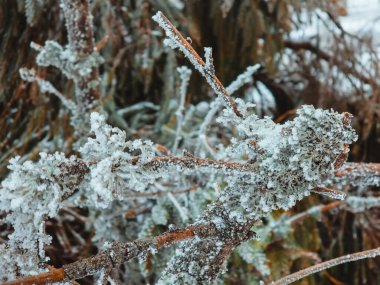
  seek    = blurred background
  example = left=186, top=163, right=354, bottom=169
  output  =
left=0, top=0, right=379, bottom=284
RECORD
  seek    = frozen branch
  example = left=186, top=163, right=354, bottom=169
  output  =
left=19, top=67, right=77, bottom=111
left=226, top=64, right=261, bottom=95
left=334, top=162, right=380, bottom=187
left=272, top=247, right=380, bottom=285
left=1, top=106, right=359, bottom=283
left=172, top=66, right=192, bottom=153
left=60, top=0, right=101, bottom=110
left=152, top=11, right=243, bottom=118
left=2, top=224, right=216, bottom=285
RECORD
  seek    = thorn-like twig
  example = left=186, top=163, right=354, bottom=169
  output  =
left=152, top=11, right=243, bottom=118
left=272, top=247, right=380, bottom=285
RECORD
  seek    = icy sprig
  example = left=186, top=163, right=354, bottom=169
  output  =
left=346, top=196, right=380, bottom=212
left=152, top=11, right=242, bottom=118
left=19, top=0, right=102, bottom=142
left=19, top=67, right=77, bottom=111
left=226, top=64, right=261, bottom=95
left=0, top=153, right=88, bottom=280
left=79, top=113, right=160, bottom=208
left=333, top=162, right=380, bottom=190
left=31, top=41, right=103, bottom=81
left=172, top=66, right=192, bottom=153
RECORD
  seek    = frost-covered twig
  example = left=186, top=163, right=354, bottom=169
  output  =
left=311, top=186, right=346, bottom=200
left=21, top=0, right=103, bottom=139
left=285, top=201, right=345, bottom=226
left=172, top=66, right=192, bottom=153
left=140, top=155, right=258, bottom=173
left=195, top=64, right=261, bottom=156
left=272, top=247, right=380, bottom=285
left=226, top=64, right=261, bottom=95
left=334, top=162, right=380, bottom=188
left=60, top=0, right=101, bottom=109
left=152, top=11, right=243, bottom=118
left=19, top=68, right=77, bottom=111
left=117, top=101, right=159, bottom=116
left=195, top=99, right=221, bottom=157
left=2, top=224, right=217, bottom=285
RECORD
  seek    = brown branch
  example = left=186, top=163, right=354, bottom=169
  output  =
left=284, top=40, right=375, bottom=86
left=2, top=224, right=216, bottom=285
left=334, top=163, right=380, bottom=177
left=287, top=200, right=345, bottom=226
left=140, top=156, right=258, bottom=173
left=1, top=267, right=65, bottom=285
left=272, top=247, right=380, bottom=285
left=153, top=11, right=242, bottom=118
left=333, top=162, right=380, bottom=188
left=3, top=155, right=378, bottom=285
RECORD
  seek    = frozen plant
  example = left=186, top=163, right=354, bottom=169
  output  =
left=20, top=0, right=103, bottom=140
left=78, top=112, right=160, bottom=208
left=156, top=105, right=357, bottom=284
left=0, top=153, right=88, bottom=280
left=2, top=8, right=380, bottom=285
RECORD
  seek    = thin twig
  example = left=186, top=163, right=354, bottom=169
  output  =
left=60, top=0, right=100, bottom=109
left=334, top=163, right=380, bottom=177
left=172, top=66, right=192, bottom=153
left=312, top=186, right=346, bottom=200
left=152, top=11, right=243, bottom=118
left=1, top=267, right=65, bottom=285
left=286, top=200, right=345, bottom=226
left=272, top=247, right=380, bottom=285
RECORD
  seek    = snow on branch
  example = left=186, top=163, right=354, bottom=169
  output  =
left=226, top=64, right=261, bottom=95
left=152, top=11, right=243, bottom=118
left=0, top=104, right=359, bottom=283
left=172, top=66, right=192, bottom=153
left=157, top=106, right=358, bottom=283
left=272, top=247, right=380, bottom=285
left=334, top=162, right=380, bottom=188
left=2, top=224, right=216, bottom=285
left=20, top=0, right=103, bottom=139
left=60, top=0, right=101, bottom=109
left=0, top=153, right=89, bottom=279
